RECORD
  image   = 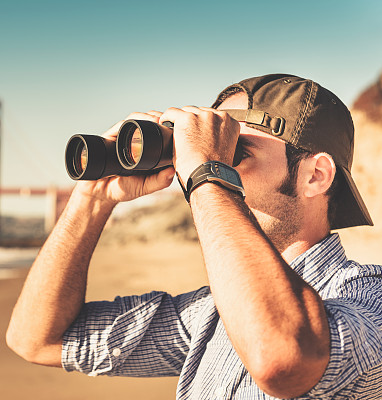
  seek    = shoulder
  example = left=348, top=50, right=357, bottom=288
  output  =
left=308, top=262, right=382, bottom=397
left=333, top=261, right=382, bottom=295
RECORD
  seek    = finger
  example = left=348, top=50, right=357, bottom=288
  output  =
left=124, top=112, right=160, bottom=122
left=182, top=106, right=211, bottom=116
left=147, top=110, right=163, bottom=117
left=198, top=106, right=227, bottom=116
left=181, top=105, right=200, bottom=112
left=142, top=167, right=176, bottom=195
left=159, top=107, right=187, bottom=125
left=103, top=112, right=161, bottom=140
left=198, top=107, right=239, bottom=127
left=102, top=120, right=128, bottom=139
left=182, top=106, right=229, bottom=119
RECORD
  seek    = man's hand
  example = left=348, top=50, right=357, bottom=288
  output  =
left=6, top=110, right=175, bottom=367
left=159, top=107, right=240, bottom=185
left=75, top=111, right=175, bottom=205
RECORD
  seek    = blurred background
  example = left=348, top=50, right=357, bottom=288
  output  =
left=1, top=0, right=382, bottom=399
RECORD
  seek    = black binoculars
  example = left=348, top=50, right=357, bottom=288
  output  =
left=65, top=120, right=174, bottom=180
left=65, top=119, right=243, bottom=180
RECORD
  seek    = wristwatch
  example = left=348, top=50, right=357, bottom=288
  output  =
left=182, top=161, right=245, bottom=202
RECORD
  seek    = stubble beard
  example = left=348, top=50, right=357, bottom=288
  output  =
left=249, top=186, right=303, bottom=254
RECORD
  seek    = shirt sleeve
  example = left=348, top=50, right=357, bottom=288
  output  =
left=62, top=287, right=211, bottom=377
left=304, top=277, right=382, bottom=398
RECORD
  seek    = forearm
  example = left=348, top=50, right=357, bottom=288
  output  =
left=7, top=185, right=116, bottom=366
left=190, top=183, right=330, bottom=397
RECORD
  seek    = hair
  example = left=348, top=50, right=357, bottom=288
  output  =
left=279, top=144, right=312, bottom=197
left=213, top=85, right=339, bottom=228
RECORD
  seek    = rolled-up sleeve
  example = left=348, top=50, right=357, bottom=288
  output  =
left=62, top=288, right=210, bottom=377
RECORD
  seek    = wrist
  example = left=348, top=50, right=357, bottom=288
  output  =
left=176, top=158, right=209, bottom=187
left=70, top=184, right=117, bottom=216
left=176, top=153, right=235, bottom=186
left=179, top=161, right=245, bottom=203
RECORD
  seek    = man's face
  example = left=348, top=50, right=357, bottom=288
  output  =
left=218, top=92, right=303, bottom=251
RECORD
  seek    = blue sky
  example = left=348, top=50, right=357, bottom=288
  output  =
left=1, top=0, right=382, bottom=215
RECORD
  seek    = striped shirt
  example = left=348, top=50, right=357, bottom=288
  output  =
left=62, top=234, right=382, bottom=399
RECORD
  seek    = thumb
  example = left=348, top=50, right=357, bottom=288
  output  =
left=142, top=167, right=175, bottom=195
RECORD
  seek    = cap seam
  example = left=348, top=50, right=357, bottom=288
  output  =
left=291, top=80, right=316, bottom=147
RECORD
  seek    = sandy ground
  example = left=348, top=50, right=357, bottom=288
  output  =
left=0, top=240, right=208, bottom=400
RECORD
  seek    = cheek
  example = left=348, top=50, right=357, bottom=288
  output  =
left=238, top=157, right=287, bottom=191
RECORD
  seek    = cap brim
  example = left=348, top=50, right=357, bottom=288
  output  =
left=332, top=166, right=373, bottom=229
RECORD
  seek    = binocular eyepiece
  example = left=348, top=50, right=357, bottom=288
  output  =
left=65, top=120, right=174, bottom=180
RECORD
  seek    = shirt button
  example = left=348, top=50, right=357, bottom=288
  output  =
left=112, top=348, right=121, bottom=357
left=215, top=386, right=226, bottom=397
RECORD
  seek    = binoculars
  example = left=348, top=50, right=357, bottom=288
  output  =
left=65, top=119, right=243, bottom=181
left=65, top=120, right=174, bottom=180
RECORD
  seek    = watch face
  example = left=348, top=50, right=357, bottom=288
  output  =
left=186, top=161, right=245, bottom=202
left=214, top=163, right=242, bottom=186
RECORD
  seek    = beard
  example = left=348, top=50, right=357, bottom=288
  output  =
left=248, top=173, right=303, bottom=254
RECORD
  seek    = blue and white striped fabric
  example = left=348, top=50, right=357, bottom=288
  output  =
left=62, top=234, right=382, bottom=399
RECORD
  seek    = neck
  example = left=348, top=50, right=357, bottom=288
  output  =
left=278, top=196, right=331, bottom=263
left=281, top=224, right=331, bottom=264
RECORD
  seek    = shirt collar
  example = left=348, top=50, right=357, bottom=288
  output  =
left=290, top=233, right=348, bottom=292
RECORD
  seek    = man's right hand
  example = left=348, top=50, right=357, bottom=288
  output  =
left=74, top=111, right=175, bottom=205
left=6, top=110, right=174, bottom=368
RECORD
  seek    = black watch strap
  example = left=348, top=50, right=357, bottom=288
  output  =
left=181, top=161, right=245, bottom=203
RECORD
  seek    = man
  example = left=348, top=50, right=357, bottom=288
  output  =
left=7, top=74, right=382, bottom=399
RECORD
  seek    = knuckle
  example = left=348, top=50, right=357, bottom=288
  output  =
left=166, top=107, right=179, bottom=112
left=217, top=110, right=231, bottom=120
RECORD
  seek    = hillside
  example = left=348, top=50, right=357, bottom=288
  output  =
left=353, top=72, right=382, bottom=122
left=338, top=72, right=382, bottom=262
left=99, top=192, right=197, bottom=246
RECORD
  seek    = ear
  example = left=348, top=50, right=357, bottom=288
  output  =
left=299, top=153, right=336, bottom=198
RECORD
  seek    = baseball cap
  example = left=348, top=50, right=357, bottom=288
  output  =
left=212, top=73, right=373, bottom=230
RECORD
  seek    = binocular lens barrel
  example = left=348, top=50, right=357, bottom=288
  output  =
left=66, top=136, right=90, bottom=180
left=116, top=119, right=173, bottom=170
left=65, top=134, right=133, bottom=180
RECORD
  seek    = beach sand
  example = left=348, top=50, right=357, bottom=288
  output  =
left=0, top=240, right=208, bottom=400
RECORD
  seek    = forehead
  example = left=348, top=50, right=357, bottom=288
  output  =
left=218, top=92, right=286, bottom=146
left=217, top=91, right=248, bottom=109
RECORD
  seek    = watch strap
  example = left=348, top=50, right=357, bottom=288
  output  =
left=183, top=161, right=245, bottom=202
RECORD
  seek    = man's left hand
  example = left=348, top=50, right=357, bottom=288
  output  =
left=159, top=107, right=240, bottom=185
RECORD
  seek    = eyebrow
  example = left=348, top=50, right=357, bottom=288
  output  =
left=238, top=135, right=264, bottom=149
